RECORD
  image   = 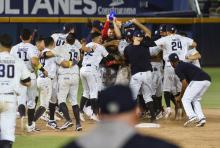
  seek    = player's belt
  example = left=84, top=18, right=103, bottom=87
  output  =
left=85, top=64, right=98, bottom=70
left=0, top=92, right=15, bottom=95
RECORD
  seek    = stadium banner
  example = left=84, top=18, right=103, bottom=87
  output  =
left=0, top=0, right=175, bottom=17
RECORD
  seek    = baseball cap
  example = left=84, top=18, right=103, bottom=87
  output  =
left=91, top=32, right=101, bottom=40
left=125, top=29, right=134, bottom=38
left=133, top=30, right=144, bottom=37
left=63, top=23, right=74, bottom=34
left=92, top=20, right=103, bottom=31
left=98, top=85, right=136, bottom=115
left=169, top=53, right=180, bottom=62
left=166, top=24, right=176, bottom=33
left=159, top=24, right=166, bottom=32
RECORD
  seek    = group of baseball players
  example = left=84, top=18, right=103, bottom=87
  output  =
left=0, top=16, right=212, bottom=148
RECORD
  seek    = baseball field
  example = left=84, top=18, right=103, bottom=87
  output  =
left=14, top=68, right=220, bottom=148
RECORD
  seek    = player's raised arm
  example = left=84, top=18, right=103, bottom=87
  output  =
left=113, top=17, right=122, bottom=39
left=130, top=18, right=151, bottom=38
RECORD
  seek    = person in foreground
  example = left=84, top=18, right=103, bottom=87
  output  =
left=63, top=85, right=179, bottom=148
left=169, top=53, right=211, bottom=127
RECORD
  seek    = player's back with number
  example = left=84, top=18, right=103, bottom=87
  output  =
left=10, top=29, right=39, bottom=72
left=155, top=34, right=193, bottom=62
left=0, top=52, right=30, bottom=93
left=82, top=42, right=108, bottom=67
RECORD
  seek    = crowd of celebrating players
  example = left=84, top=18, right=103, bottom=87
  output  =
left=0, top=15, right=211, bottom=148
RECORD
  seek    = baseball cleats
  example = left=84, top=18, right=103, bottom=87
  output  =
left=90, top=114, right=99, bottom=121
left=59, top=121, right=73, bottom=130
left=75, top=124, right=82, bottom=131
left=40, top=112, right=49, bottom=122
left=80, top=112, right=85, bottom=122
left=55, top=110, right=64, bottom=119
left=196, top=118, right=206, bottom=127
left=156, top=111, right=163, bottom=120
left=175, top=108, right=183, bottom=120
left=46, top=120, right=59, bottom=129
left=26, top=122, right=40, bottom=132
left=164, top=107, right=172, bottom=119
left=184, top=116, right=197, bottom=127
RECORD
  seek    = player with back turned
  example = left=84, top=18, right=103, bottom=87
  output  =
left=0, top=34, right=31, bottom=148
left=10, top=28, right=48, bottom=132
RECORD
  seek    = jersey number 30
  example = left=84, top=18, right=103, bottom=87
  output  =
left=0, top=64, right=15, bottom=78
left=172, top=41, right=182, bottom=51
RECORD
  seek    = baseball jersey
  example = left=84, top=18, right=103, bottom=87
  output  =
left=51, top=33, right=81, bottom=48
left=175, top=61, right=211, bottom=83
left=155, top=34, right=194, bottom=66
left=56, top=43, right=81, bottom=75
left=82, top=42, right=109, bottom=67
left=38, top=48, right=57, bottom=79
left=0, top=52, right=30, bottom=94
left=118, top=39, right=130, bottom=56
left=10, top=42, right=39, bottom=72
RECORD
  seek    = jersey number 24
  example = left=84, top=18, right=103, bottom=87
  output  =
left=172, top=41, right=182, bottom=51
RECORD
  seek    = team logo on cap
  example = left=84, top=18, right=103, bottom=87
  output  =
left=107, top=102, right=119, bottom=113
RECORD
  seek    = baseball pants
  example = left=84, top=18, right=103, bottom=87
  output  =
left=37, top=77, right=52, bottom=108
left=182, top=80, right=211, bottom=120
left=57, top=73, right=79, bottom=106
left=27, top=73, right=37, bottom=109
left=151, top=62, right=163, bottom=97
left=130, top=71, right=153, bottom=103
left=0, top=94, right=17, bottom=142
left=163, top=66, right=181, bottom=95
left=80, top=66, right=98, bottom=99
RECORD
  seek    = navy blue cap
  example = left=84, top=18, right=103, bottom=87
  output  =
left=63, top=23, right=74, bottom=33
left=169, top=53, right=179, bottom=62
left=159, top=24, right=166, bottom=32
left=92, top=20, right=103, bottom=31
left=133, top=30, right=144, bottom=37
left=125, top=29, right=134, bottom=38
left=166, top=24, right=176, bottom=33
left=98, top=85, right=136, bottom=115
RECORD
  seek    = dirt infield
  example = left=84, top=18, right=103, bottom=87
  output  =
left=15, top=109, right=220, bottom=148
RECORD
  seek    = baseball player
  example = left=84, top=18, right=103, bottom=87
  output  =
left=55, top=33, right=82, bottom=131
left=0, top=34, right=31, bottom=148
left=80, top=32, right=109, bottom=121
left=32, top=37, right=57, bottom=130
left=51, top=24, right=81, bottom=118
left=154, top=25, right=197, bottom=118
left=10, top=29, right=46, bottom=132
left=169, top=53, right=211, bottom=127
left=124, top=30, right=156, bottom=122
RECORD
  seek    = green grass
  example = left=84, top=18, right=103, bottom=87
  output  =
left=14, top=136, right=72, bottom=148
left=201, top=68, right=220, bottom=108
left=14, top=68, right=220, bottom=148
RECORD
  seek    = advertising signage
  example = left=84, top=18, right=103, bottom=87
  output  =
left=0, top=0, right=173, bottom=17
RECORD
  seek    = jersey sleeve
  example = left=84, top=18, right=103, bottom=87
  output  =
left=175, top=67, right=185, bottom=81
left=149, top=46, right=162, bottom=56
left=29, top=46, right=39, bottom=58
left=10, top=46, right=16, bottom=56
left=154, top=37, right=166, bottom=47
left=185, top=37, right=194, bottom=47
left=75, top=39, right=82, bottom=49
left=101, top=46, right=109, bottom=57
left=188, top=48, right=198, bottom=55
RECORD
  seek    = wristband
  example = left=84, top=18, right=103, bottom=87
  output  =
left=68, top=61, right=73, bottom=67
left=37, top=64, right=45, bottom=72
